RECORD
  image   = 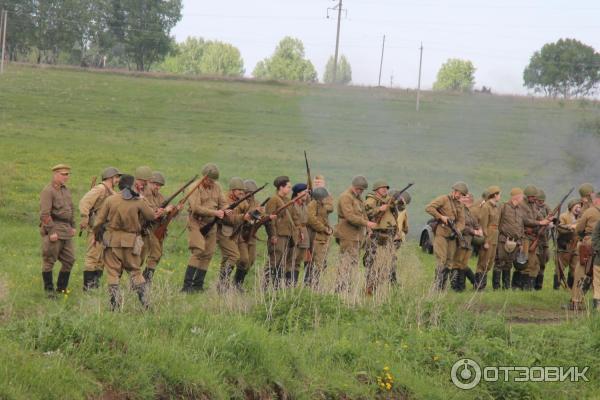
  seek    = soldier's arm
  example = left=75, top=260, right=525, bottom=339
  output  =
left=92, top=200, right=110, bottom=235
left=189, top=192, right=219, bottom=217
left=575, top=212, right=588, bottom=235
left=403, top=212, right=409, bottom=234
left=425, top=196, right=445, bottom=220
left=339, top=195, right=368, bottom=227
left=323, top=195, right=334, bottom=213
left=265, top=197, right=279, bottom=237
left=364, top=197, right=378, bottom=220
left=40, top=188, right=55, bottom=234
left=307, top=201, right=328, bottom=233
left=139, top=199, right=157, bottom=222
left=591, top=221, right=600, bottom=252
left=479, top=206, right=490, bottom=238
left=78, top=185, right=103, bottom=226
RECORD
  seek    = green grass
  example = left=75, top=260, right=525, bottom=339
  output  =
left=1, top=64, right=599, bottom=399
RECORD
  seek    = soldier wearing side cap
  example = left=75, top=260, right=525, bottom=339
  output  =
left=140, top=172, right=173, bottom=284
left=291, top=183, right=310, bottom=287
left=181, top=163, right=229, bottom=293
left=556, top=199, right=581, bottom=290
left=334, top=176, right=377, bottom=292
left=475, top=186, right=501, bottom=290
left=306, top=187, right=334, bottom=288
left=425, top=182, right=468, bottom=290
left=534, top=189, right=552, bottom=290
left=39, top=164, right=77, bottom=295
left=79, top=167, right=121, bottom=290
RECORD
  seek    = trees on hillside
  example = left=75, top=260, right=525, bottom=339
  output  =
left=323, top=55, right=352, bottom=85
left=433, top=59, right=476, bottom=92
left=253, top=37, right=317, bottom=82
left=523, top=38, right=600, bottom=98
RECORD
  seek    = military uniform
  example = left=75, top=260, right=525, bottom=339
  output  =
left=40, top=166, right=76, bottom=293
left=236, top=196, right=259, bottom=277
left=93, top=177, right=156, bottom=310
left=306, top=191, right=333, bottom=288
left=265, top=193, right=299, bottom=288
left=292, top=201, right=310, bottom=284
left=476, top=199, right=501, bottom=288
left=140, top=183, right=165, bottom=279
left=588, top=220, right=600, bottom=309
left=520, top=199, right=545, bottom=287
left=425, top=189, right=466, bottom=290
left=534, top=198, right=552, bottom=290
left=450, top=204, right=480, bottom=291
left=494, top=198, right=525, bottom=289
left=571, top=206, right=600, bottom=305
left=556, top=209, right=579, bottom=289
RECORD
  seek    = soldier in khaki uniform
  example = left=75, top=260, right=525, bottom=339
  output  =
left=475, top=186, right=501, bottom=290
left=304, top=175, right=334, bottom=285
left=79, top=167, right=120, bottom=290
left=519, top=185, right=552, bottom=290
left=555, top=200, right=581, bottom=289
left=134, top=166, right=153, bottom=197
left=449, top=193, right=483, bottom=292
left=534, top=189, right=553, bottom=290
left=313, top=174, right=335, bottom=214
left=425, top=182, right=468, bottom=290
left=140, top=172, right=173, bottom=284
left=182, top=163, right=229, bottom=293
left=216, top=177, right=251, bottom=292
left=393, top=192, right=411, bottom=247
left=306, top=187, right=333, bottom=288
left=265, top=176, right=300, bottom=289
left=234, top=179, right=264, bottom=289
left=40, top=164, right=77, bottom=294
left=588, top=216, right=600, bottom=310
left=578, top=183, right=594, bottom=213
left=569, top=193, right=600, bottom=309
left=93, top=175, right=159, bottom=310
left=363, top=179, right=402, bottom=292
left=334, top=176, right=377, bottom=292
left=291, top=183, right=310, bottom=286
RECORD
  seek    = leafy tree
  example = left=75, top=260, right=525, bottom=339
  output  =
left=523, top=38, right=600, bottom=98
left=433, top=58, right=476, bottom=92
left=323, top=54, right=352, bottom=84
left=199, top=41, right=244, bottom=77
left=252, top=37, right=317, bottom=82
left=156, top=37, right=206, bottom=74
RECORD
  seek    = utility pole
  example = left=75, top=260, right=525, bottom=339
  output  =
left=327, top=0, right=346, bottom=83
left=416, top=42, right=423, bottom=112
left=390, top=72, right=394, bottom=88
left=0, top=10, right=6, bottom=74
left=378, top=34, right=386, bottom=87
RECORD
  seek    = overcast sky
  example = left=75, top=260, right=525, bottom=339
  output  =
left=172, top=0, right=600, bottom=95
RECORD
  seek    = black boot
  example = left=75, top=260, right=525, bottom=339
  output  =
left=390, top=269, right=398, bottom=284
left=501, top=269, right=511, bottom=290
left=192, top=269, right=207, bottom=292
left=567, top=270, right=574, bottom=289
left=522, top=276, right=534, bottom=291
left=458, top=269, right=467, bottom=291
left=94, top=270, right=103, bottom=289
left=511, top=271, right=521, bottom=290
left=143, top=268, right=154, bottom=284
left=233, top=268, right=248, bottom=290
left=284, top=271, right=293, bottom=287
left=449, top=269, right=461, bottom=292
left=534, top=273, right=544, bottom=290
left=593, top=299, right=600, bottom=310
left=135, top=283, right=150, bottom=310
left=181, top=266, right=197, bottom=293
left=217, top=265, right=233, bottom=293
left=434, top=266, right=449, bottom=290
left=292, top=271, right=300, bottom=287
left=474, top=272, right=482, bottom=290
left=303, top=262, right=313, bottom=286
left=553, top=274, right=560, bottom=290
left=492, top=270, right=501, bottom=290
left=465, top=268, right=476, bottom=287
left=42, top=271, right=54, bottom=293
left=108, top=284, right=121, bottom=311
left=56, top=271, right=71, bottom=293
left=83, top=271, right=96, bottom=291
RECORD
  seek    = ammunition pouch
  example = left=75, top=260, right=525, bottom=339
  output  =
left=132, top=235, right=144, bottom=256
left=504, top=238, right=517, bottom=253
left=579, top=243, right=593, bottom=267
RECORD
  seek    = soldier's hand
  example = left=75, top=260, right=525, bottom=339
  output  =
left=49, top=233, right=59, bottom=242
left=165, top=205, right=175, bottom=213
left=569, top=223, right=577, bottom=230
left=79, top=221, right=88, bottom=230
left=154, top=209, right=162, bottom=219
left=270, top=236, right=278, bottom=245
left=379, top=204, right=389, bottom=212
left=215, top=210, right=225, bottom=219
left=367, top=221, right=377, bottom=230
left=224, top=209, right=233, bottom=217
left=243, top=213, right=251, bottom=222
left=177, top=203, right=184, bottom=211
left=483, top=243, right=490, bottom=249
left=299, top=231, right=305, bottom=242
left=70, top=228, right=77, bottom=236
left=539, top=219, right=550, bottom=226
left=269, top=214, right=277, bottom=221
left=440, top=216, right=449, bottom=225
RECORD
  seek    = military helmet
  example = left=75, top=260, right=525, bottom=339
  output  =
left=481, top=190, right=490, bottom=200
left=135, top=166, right=153, bottom=181
left=372, top=179, right=389, bottom=191
left=472, top=235, right=485, bottom=246
left=312, top=187, right=329, bottom=201
left=568, top=199, right=581, bottom=210
left=487, top=185, right=501, bottom=198
left=228, top=177, right=244, bottom=191
left=400, top=192, right=412, bottom=205
left=452, top=181, right=469, bottom=195
left=513, top=251, right=528, bottom=271
left=536, top=189, right=546, bottom=201
left=352, top=175, right=368, bottom=190
left=101, top=167, right=120, bottom=180
left=579, top=183, right=594, bottom=198
left=244, top=179, right=258, bottom=192
left=150, top=172, right=165, bottom=185
left=201, top=163, right=219, bottom=180
left=523, top=185, right=538, bottom=197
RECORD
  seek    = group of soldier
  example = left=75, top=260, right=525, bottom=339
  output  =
left=426, top=182, right=600, bottom=310
left=39, top=164, right=411, bottom=310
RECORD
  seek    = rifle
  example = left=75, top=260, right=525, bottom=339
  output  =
left=374, top=182, right=414, bottom=224
left=153, top=176, right=206, bottom=242
left=142, top=174, right=198, bottom=233
left=199, top=183, right=267, bottom=236
left=447, top=218, right=470, bottom=249
left=551, top=227, right=568, bottom=289
left=248, top=191, right=309, bottom=240
left=304, top=150, right=313, bottom=193
left=235, top=196, right=271, bottom=240
left=79, top=176, right=98, bottom=237
left=530, top=187, right=574, bottom=252
left=578, top=251, right=595, bottom=294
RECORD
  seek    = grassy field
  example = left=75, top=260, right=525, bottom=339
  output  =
left=1, top=64, right=600, bottom=399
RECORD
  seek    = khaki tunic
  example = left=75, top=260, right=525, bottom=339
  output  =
left=476, top=200, right=501, bottom=273
left=217, top=192, right=249, bottom=270
left=293, top=202, right=310, bottom=272
left=425, top=194, right=465, bottom=266
left=557, top=212, right=578, bottom=282
left=141, top=189, right=165, bottom=270
left=265, top=194, right=299, bottom=273
left=494, top=201, right=524, bottom=271
left=93, top=194, right=155, bottom=285
left=186, top=181, right=226, bottom=270
left=79, top=183, right=115, bottom=271
left=571, top=206, right=600, bottom=302
left=452, top=205, right=480, bottom=270
left=238, top=196, right=259, bottom=272
left=520, top=201, right=543, bottom=277
left=307, top=199, right=332, bottom=272
left=40, top=182, right=76, bottom=272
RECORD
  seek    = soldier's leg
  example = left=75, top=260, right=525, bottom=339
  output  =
left=104, top=247, right=124, bottom=310
left=592, top=264, right=600, bottom=309
left=432, top=235, right=450, bottom=290
left=449, top=248, right=466, bottom=292
left=311, top=238, right=329, bottom=288
left=192, top=229, right=217, bottom=289
left=535, top=249, right=547, bottom=290
left=56, top=239, right=75, bottom=292
left=235, top=240, right=250, bottom=289
left=144, top=234, right=162, bottom=283
left=217, top=234, right=240, bottom=291
left=84, top=232, right=103, bottom=290
left=570, top=262, right=586, bottom=306
left=363, top=238, right=378, bottom=293
left=121, top=249, right=148, bottom=308
left=41, top=235, right=61, bottom=293
left=337, top=239, right=359, bottom=292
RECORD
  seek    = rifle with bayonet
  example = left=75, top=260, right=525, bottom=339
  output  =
left=529, top=187, right=574, bottom=253
left=153, top=176, right=205, bottom=242
left=199, top=183, right=268, bottom=236
left=143, top=174, right=198, bottom=234
left=304, top=150, right=313, bottom=193
left=248, top=191, right=309, bottom=240
left=374, top=182, right=414, bottom=224
left=79, top=176, right=98, bottom=237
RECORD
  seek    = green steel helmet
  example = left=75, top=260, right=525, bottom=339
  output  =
left=229, top=177, right=245, bottom=191
left=134, top=166, right=153, bottom=181
left=471, top=235, right=485, bottom=246
left=400, top=192, right=412, bottom=205
left=101, top=167, right=121, bottom=180
left=150, top=171, right=165, bottom=185
left=372, top=179, right=389, bottom=191
left=568, top=199, right=581, bottom=210
left=312, top=187, right=329, bottom=201
left=244, top=179, right=258, bottom=192
left=536, top=189, right=546, bottom=201
left=486, top=185, right=501, bottom=198
left=523, top=185, right=538, bottom=197
left=201, top=163, right=219, bottom=180
left=351, top=175, right=368, bottom=190
left=579, top=183, right=594, bottom=198
left=481, top=190, right=490, bottom=200
left=452, top=181, right=469, bottom=195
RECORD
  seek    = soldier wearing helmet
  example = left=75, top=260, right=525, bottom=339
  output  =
left=425, top=182, right=468, bottom=290
left=306, top=187, right=334, bottom=289
left=556, top=199, right=581, bottom=292
left=134, top=166, right=153, bottom=195
left=533, top=189, right=553, bottom=290
left=578, top=183, right=594, bottom=212
left=78, top=166, right=121, bottom=291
